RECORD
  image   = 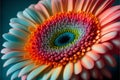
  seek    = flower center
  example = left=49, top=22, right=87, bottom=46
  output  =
left=24, top=11, right=101, bottom=67
left=54, top=32, right=75, bottom=47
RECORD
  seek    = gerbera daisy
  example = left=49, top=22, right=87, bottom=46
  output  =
left=1, top=0, right=120, bottom=80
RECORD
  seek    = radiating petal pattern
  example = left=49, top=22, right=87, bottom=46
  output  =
left=1, top=0, right=120, bottom=80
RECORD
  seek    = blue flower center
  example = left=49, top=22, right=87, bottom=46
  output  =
left=54, top=32, right=75, bottom=46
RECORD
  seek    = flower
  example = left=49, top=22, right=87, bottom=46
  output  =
left=1, top=0, right=120, bottom=80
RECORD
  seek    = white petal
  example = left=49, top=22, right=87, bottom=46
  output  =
left=11, top=70, right=20, bottom=80
left=7, top=60, right=30, bottom=76
left=50, top=66, right=62, bottom=80
left=3, top=58, right=23, bottom=67
left=74, top=60, right=82, bottom=74
left=3, top=33, right=24, bottom=43
left=1, top=51, right=24, bottom=60
left=27, top=65, right=49, bottom=80
left=41, top=69, right=54, bottom=80
left=2, top=42, right=24, bottom=49
left=81, top=56, right=94, bottom=69
left=63, top=62, right=73, bottom=80
left=19, top=64, right=35, bottom=77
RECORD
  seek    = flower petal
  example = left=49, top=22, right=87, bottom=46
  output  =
left=92, top=44, right=107, bottom=54
left=39, top=0, right=52, bottom=16
left=81, top=70, right=90, bottom=80
left=101, top=68, right=112, bottom=79
left=34, top=2, right=50, bottom=20
left=19, top=64, right=35, bottom=77
left=104, top=54, right=116, bottom=67
left=2, top=42, right=24, bottom=49
left=27, top=65, right=49, bottom=80
left=7, top=60, right=30, bottom=76
left=63, top=62, right=73, bottom=80
left=102, top=42, right=113, bottom=50
left=86, top=51, right=100, bottom=61
left=74, top=0, right=84, bottom=11
left=67, top=0, right=74, bottom=11
left=96, top=59, right=105, bottom=69
left=95, top=0, right=114, bottom=16
left=74, top=60, right=82, bottom=75
left=81, top=56, right=94, bottom=69
left=1, top=51, right=24, bottom=60
left=101, top=11, right=120, bottom=26
left=3, top=33, right=24, bottom=43
left=91, top=69, right=99, bottom=79
left=50, top=66, right=62, bottom=80
left=3, top=58, right=23, bottom=67
left=41, top=69, right=53, bottom=80
left=11, top=70, right=20, bottom=80
left=9, top=28, right=29, bottom=40
left=99, top=5, right=120, bottom=22
left=101, top=22, right=120, bottom=35
left=52, top=0, right=62, bottom=14
left=101, top=31, right=118, bottom=42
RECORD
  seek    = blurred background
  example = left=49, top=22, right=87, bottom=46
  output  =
left=0, top=0, right=120, bottom=80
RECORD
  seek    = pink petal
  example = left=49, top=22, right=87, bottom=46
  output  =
left=81, top=56, right=94, bottom=69
left=101, top=11, right=120, bottom=26
left=101, top=22, right=120, bottom=35
left=112, top=38, right=120, bottom=48
left=74, top=0, right=84, bottom=11
left=61, top=0, right=68, bottom=12
left=21, top=75, right=27, bottom=80
left=51, top=0, right=62, bottom=14
left=34, top=3, right=50, bottom=19
left=98, top=5, right=120, bottom=22
left=96, top=59, right=105, bottom=69
left=67, top=0, right=73, bottom=11
left=101, top=31, right=118, bottom=42
left=102, top=42, right=113, bottom=50
left=95, top=0, right=114, bottom=16
left=1, top=48, right=12, bottom=54
left=104, top=54, right=117, bottom=67
left=86, top=51, right=100, bottom=61
left=74, top=60, right=82, bottom=75
left=92, top=44, right=107, bottom=54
